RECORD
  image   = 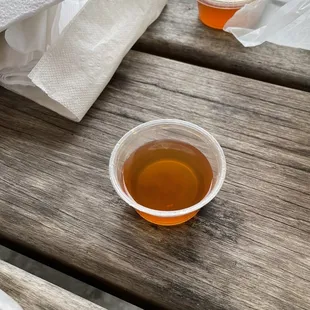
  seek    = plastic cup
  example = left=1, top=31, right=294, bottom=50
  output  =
left=197, top=0, right=253, bottom=29
left=109, top=119, right=226, bottom=226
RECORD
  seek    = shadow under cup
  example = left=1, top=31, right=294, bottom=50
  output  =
left=109, top=119, right=226, bottom=226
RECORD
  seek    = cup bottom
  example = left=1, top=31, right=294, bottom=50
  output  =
left=198, top=2, right=238, bottom=29
left=136, top=209, right=199, bottom=226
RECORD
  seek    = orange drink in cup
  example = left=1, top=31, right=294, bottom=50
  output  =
left=197, top=0, right=253, bottom=29
left=109, top=120, right=226, bottom=226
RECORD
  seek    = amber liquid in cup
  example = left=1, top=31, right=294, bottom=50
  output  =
left=123, top=140, right=213, bottom=225
left=198, top=2, right=239, bottom=29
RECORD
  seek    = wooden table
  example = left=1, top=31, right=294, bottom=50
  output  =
left=1, top=2, right=310, bottom=310
left=0, top=260, right=106, bottom=310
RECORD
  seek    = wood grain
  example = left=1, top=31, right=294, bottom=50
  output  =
left=136, top=0, right=310, bottom=91
left=0, top=51, right=310, bottom=310
left=0, top=260, right=105, bottom=310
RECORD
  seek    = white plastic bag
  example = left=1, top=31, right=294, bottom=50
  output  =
left=224, top=0, right=310, bottom=49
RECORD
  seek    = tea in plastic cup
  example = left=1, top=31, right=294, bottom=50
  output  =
left=109, top=119, right=226, bottom=226
left=197, top=0, right=253, bottom=29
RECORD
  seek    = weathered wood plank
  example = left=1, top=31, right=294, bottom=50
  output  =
left=136, top=0, right=310, bottom=91
left=0, top=51, right=310, bottom=310
left=0, top=260, right=105, bottom=310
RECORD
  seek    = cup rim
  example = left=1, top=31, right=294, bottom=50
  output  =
left=109, top=119, right=226, bottom=218
left=197, top=0, right=252, bottom=9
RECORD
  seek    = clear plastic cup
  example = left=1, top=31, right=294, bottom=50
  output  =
left=109, top=119, right=226, bottom=226
left=197, top=0, right=253, bottom=30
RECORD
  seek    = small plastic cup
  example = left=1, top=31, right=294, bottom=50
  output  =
left=197, top=0, right=253, bottom=29
left=109, top=119, right=226, bottom=226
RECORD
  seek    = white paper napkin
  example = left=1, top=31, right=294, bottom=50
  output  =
left=0, top=0, right=87, bottom=87
left=0, top=0, right=62, bottom=32
left=0, top=0, right=167, bottom=121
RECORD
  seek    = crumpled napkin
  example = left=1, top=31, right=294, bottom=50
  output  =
left=0, top=0, right=61, bottom=32
left=0, top=0, right=86, bottom=87
left=0, top=0, right=167, bottom=121
left=224, top=0, right=310, bottom=49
